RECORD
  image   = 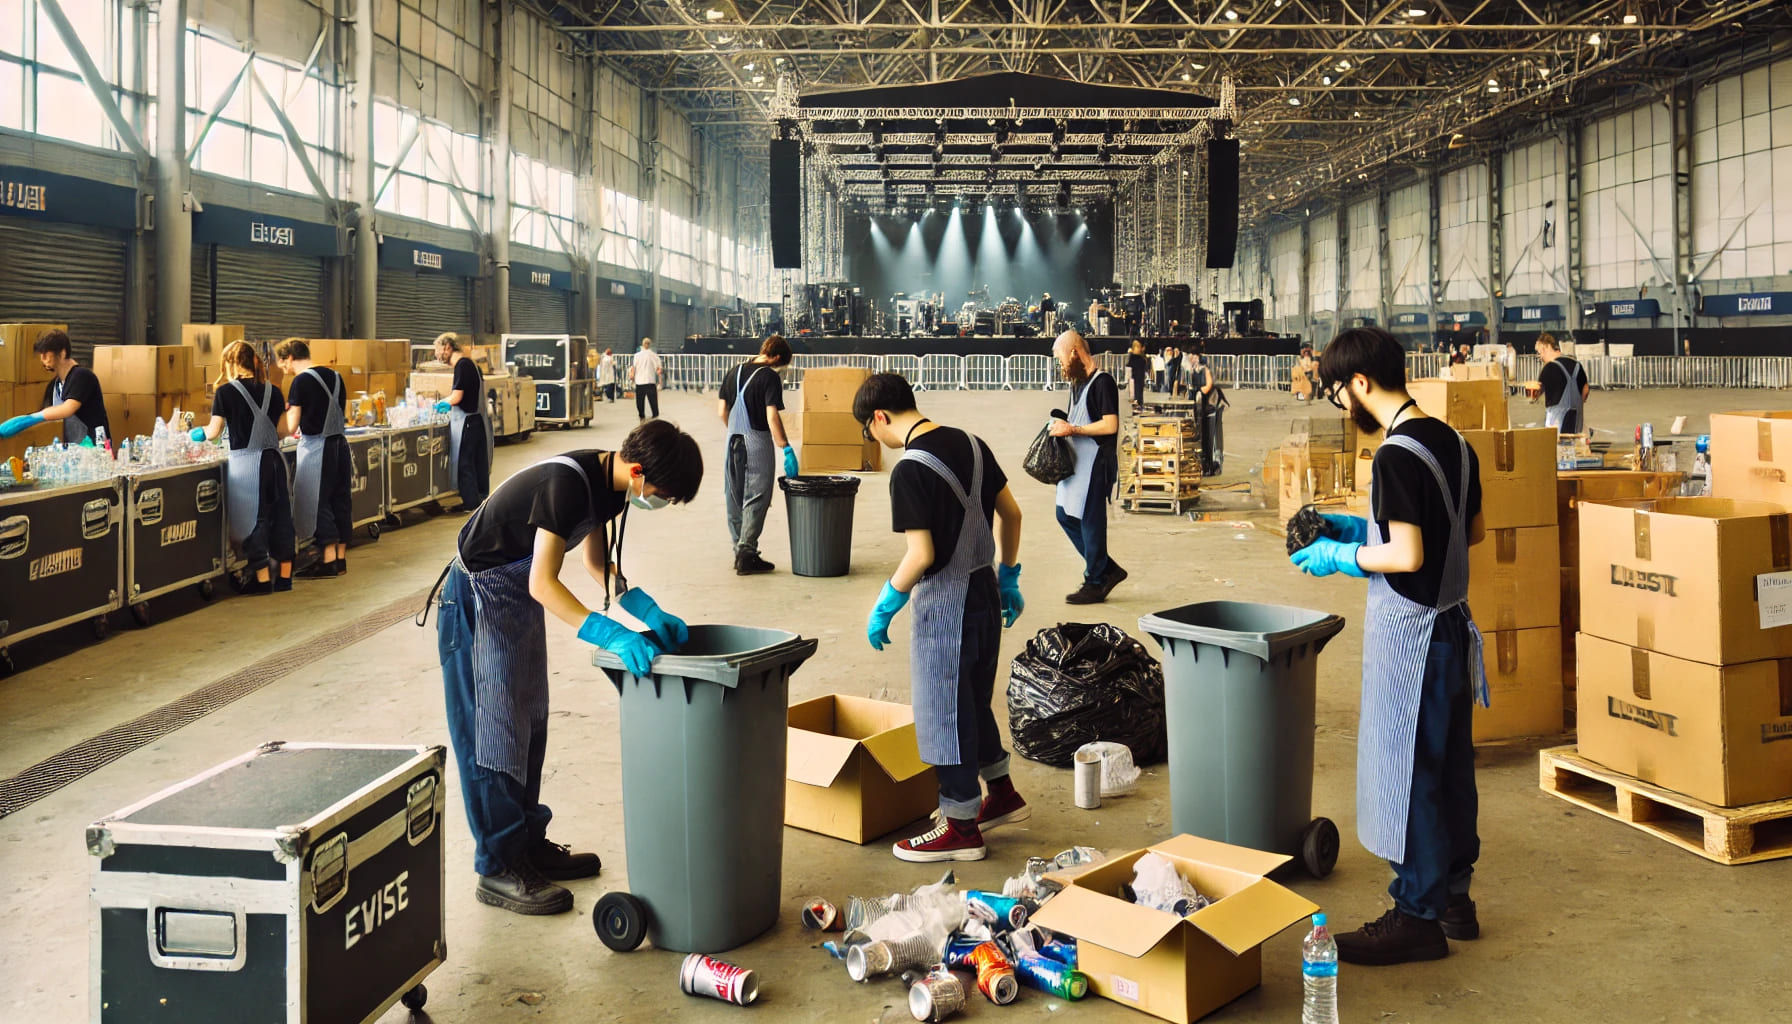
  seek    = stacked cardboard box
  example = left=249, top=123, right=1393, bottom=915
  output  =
left=94, top=345, right=206, bottom=439
left=798, top=367, right=881, bottom=473
left=0, top=325, right=65, bottom=460
left=180, top=324, right=244, bottom=395
left=1575, top=497, right=1792, bottom=806
left=1277, top=415, right=1356, bottom=525
left=1409, top=377, right=1509, bottom=431
left=1709, top=411, right=1792, bottom=507
left=1463, top=427, right=1563, bottom=741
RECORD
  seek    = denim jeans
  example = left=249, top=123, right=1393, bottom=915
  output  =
left=1055, top=454, right=1117, bottom=585
left=933, top=569, right=1010, bottom=818
left=1389, top=607, right=1481, bottom=918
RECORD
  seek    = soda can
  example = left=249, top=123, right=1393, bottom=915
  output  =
left=907, top=970, right=967, bottom=1022
left=847, top=933, right=935, bottom=982
left=680, top=953, right=759, bottom=1006
left=942, top=935, right=986, bottom=970
left=964, top=941, right=1020, bottom=1005
left=801, top=897, right=843, bottom=931
left=963, top=890, right=1030, bottom=931
left=1039, top=939, right=1079, bottom=968
left=1014, top=952, right=1090, bottom=1000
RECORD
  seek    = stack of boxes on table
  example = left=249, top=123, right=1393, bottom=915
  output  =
left=793, top=366, right=882, bottom=473
left=1121, top=417, right=1202, bottom=514
left=1273, top=417, right=1361, bottom=525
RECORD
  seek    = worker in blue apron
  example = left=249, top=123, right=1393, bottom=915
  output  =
left=276, top=339, right=353, bottom=579
left=854, top=373, right=1027, bottom=863
left=434, top=333, right=493, bottom=511
left=0, top=328, right=111, bottom=444
left=192, top=341, right=295, bottom=594
left=1049, top=331, right=1126, bottom=604
left=1535, top=333, right=1588, bottom=434
left=1291, top=326, right=1487, bottom=966
left=717, top=335, right=797, bottom=575
left=422, top=419, right=704, bottom=916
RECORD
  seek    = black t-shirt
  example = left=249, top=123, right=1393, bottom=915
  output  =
left=458, top=450, right=627, bottom=573
left=718, top=362, right=786, bottom=433
left=1127, top=353, right=1148, bottom=383
left=286, top=367, right=347, bottom=437
left=1040, top=296, right=1056, bottom=312
left=452, top=359, right=484, bottom=415
left=1540, top=357, right=1587, bottom=407
left=45, top=365, right=109, bottom=441
left=1072, top=372, right=1121, bottom=458
left=1371, top=417, right=1483, bottom=608
left=890, top=427, right=1007, bottom=578
left=211, top=380, right=287, bottom=451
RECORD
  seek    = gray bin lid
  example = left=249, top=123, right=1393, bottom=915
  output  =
left=592, top=623, right=819, bottom=688
left=1139, top=601, right=1346, bottom=663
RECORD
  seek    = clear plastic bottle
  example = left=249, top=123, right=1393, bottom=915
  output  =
left=1301, top=913, right=1338, bottom=1024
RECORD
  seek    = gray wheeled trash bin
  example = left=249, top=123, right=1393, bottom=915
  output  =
left=779, top=475, right=861, bottom=577
left=1139, top=601, right=1347, bottom=877
left=590, top=624, right=819, bottom=953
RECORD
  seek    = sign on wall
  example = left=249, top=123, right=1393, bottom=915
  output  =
left=378, top=239, right=481, bottom=277
left=0, top=165, right=137, bottom=230
left=1501, top=304, right=1564, bottom=323
left=510, top=262, right=574, bottom=291
left=192, top=204, right=339, bottom=256
left=1700, top=292, right=1792, bottom=317
left=1583, top=299, right=1661, bottom=319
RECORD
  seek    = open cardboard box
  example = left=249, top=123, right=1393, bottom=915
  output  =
left=785, top=695, right=936, bottom=843
left=1032, top=835, right=1319, bottom=1024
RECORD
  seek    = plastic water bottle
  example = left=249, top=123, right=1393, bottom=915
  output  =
left=1301, top=913, right=1338, bottom=1024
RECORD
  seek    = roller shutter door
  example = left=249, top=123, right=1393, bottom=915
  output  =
left=0, top=219, right=126, bottom=361
left=509, top=285, right=570, bottom=334
left=191, top=246, right=327, bottom=339
left=378, top=271, right=473, bottom=345
left=594, top=296, right=636, bottom=353
left=657, top=302, right=693, bottom=351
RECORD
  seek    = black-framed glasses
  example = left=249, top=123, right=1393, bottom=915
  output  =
left=862, top=420, right=873, bottom=441
left=1324, top=381, right=1347, bottom=411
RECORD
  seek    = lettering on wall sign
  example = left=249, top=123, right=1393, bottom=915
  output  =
left=159, top=520, right=197, bottom=547
left=531, top=271, right=551, bottom=286
left=29, top=547, right=82, bottom=581
left=1610, top=302, right=1636, bottom=316
left=2, top=182, right=48, bottom=212
left=343, top=870, right=410, bottom=950
left=1609, top=565, right=1680, bottom=596
left=1607, top=696, right=1680, bottom=736
left=250, top=222, right=295, bottom=246
left=413, top=250, right=443, bottom=269
left=1738, top=297, right=1771, bottom=312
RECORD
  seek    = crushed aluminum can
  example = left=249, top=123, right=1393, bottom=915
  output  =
left=680, top=953, right=759, bottom=1006
left=907, top=967, right=967, bottom=1022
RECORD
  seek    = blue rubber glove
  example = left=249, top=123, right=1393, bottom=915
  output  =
left=0, top=413, right=44, bottom=439
left=997, top=563, right=1025, bottom=628
left=1320, top=513, right=1370, bottom=545
left=618, top=587, right=689, bottom=651
left=188, top=427, right=206, bottom=442
left=1290, top=537, right=1367, bottom=579
left=783, top=446, right=799, bottom=478
left=434, top=400, right=451, bottom=414
left=577, top=612, right=663, bottom=676
left=867, top=581, right=912, bottom=651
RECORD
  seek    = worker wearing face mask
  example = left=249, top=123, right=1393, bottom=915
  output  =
left=715, top=334, right=798, bottom=575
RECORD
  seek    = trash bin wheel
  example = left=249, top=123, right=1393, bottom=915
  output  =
left=130, top=602, right=151, bottom=629
left=399, top=983, right=427, bottom=1011
left=1301, top=817, right=1340, bottom=878
left=593, top=892, right=648, bottom=951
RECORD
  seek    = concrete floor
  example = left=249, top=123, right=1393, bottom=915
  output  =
left=3, top=382, right=1789, bottom=1024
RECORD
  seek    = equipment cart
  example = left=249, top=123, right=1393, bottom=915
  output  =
left=123, top=462, right=226, bottom=628
left=0, top=477, right=125, bottom=672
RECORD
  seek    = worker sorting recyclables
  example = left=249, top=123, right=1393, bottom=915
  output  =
left=275, top=338, right=353, bottom=579
left=716, top=333, right=800, bottom=576
left=852, top=371, right=1031, bottom=864
left=422, top=420, right=704, bottom=915
left=1289, top=325, right=1487, bottom=967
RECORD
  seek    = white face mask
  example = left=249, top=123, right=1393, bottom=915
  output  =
left=628, top=475, right=669, bottom=511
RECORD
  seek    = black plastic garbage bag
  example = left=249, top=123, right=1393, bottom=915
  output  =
left=1022, top=419, right=1076, bottom=485
left=1007, top=622, right=1167, bottom=768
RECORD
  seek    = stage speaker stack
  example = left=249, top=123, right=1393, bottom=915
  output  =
left=770, top=139, right=802, bottom=269
left=1163, top=284, right=1192, bottom=329
left=1205, top=138, right=1239, bottom=269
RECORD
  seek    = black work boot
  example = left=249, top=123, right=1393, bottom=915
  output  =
left=476, top=860, right=574, bottom=915
left=530, top=837, right=602, bottom=881
left=1335, top=908, right=1449, bottom=966
left=1065, top=581, right=1106, bottom=605
left=1099, top=563, right=1129, bottom=599
left=734, top=550, right=775, bottom=575
left=1440, top=894, right=1479, bottom=940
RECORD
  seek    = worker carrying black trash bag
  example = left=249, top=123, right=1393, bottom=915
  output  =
left=425, top=421, right=702, bottom=916
left=853, top=372, right=1028, bottom=865
left=1290, top=325, right=1487, bottom=967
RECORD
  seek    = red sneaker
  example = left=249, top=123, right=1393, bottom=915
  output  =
left=892, top=818, right=987, bottom=863
left=978, top=789, right=1031, bottom=832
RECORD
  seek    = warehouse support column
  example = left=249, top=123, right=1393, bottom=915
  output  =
left=1376, top=189, right=1392, bottom=327
left=350, top=0, right=377, bottom=336
left=491, top=0, right=512, bottom=336
left=1669, top=84, right=1693, bottom=354
left=1426, top=170, right=1441, bottom=344
left=1563, top=124, right=1583, bottom=333
left=153, top=0, right=191, bottom=345
left=1487, top=154, right=1503, bottom=346
left=127, top=0, right=151, bottom=342
left=645, top=97, right=662, bottom=346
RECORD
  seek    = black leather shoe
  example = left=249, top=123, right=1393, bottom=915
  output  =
left=531, top=838, right=602, bottom=881
left=294, top=562, right=337, bottom=580
left=1335, top=908, right=1449, bottom=966
left=1065, top=583, right=1106, bottom=605
left=1099, top=564, right=1129, bottom=599
left=475, top=862, right=573, bottom=915
left=1440, top=894, right=1479, bottom=940
left=735, top=552, right=775, bottom=575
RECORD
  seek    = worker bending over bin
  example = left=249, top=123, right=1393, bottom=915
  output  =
left=276, top=338, right=352, bottom=578
left=428, top=421, right=703, bottom=916
left=854, top=372, right=1029, bottom=863
left=1290, top=326, right=1486, bottom=966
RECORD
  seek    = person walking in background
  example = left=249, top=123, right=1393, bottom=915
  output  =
left=632, top=338, right=664, bottom=421
left=717, top=334, right=797, bottom=575
left=1151, top=348, right=1167, bottom=393
left=1126, top=339, right=1149, bottom=411
left=1050, top=330, right=1126, bottom=604
left=597, top=348, right=617, bottom=403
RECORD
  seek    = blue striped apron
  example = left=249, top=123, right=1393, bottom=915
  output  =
left=461, top=455, right=600, bottom=785
left=1356, top=432, right=1489, bottom=861
left=448, top=361, right=494, bottom=488
left=224, top=379, right=284, bottom=553
left=903, top=431, right=997, bottom=766
left=292, top=367, right=346, bottom=542
left=724, top=364, right=775, bottom=548
left=1055, top=371, right=1110, bottom=516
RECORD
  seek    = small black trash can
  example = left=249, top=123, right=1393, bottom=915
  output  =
left=779, top=474, right=861, bottom=577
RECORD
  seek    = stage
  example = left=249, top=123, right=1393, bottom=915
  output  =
left=681, top=335, right=1302, bottom=357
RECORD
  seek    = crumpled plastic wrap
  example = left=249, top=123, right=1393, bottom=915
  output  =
left=1006, top=623, right=1167, bottom=767
left=1128, top=852, right=1211, bottom=916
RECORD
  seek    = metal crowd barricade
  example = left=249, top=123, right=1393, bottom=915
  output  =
left=1203, top=353, right=1237, bottom=387
left=918, top=354, right=964, bottom=391
left=965, top=354, right=1008, bottom=390
left=1095, top=352, right=1130, bottom=386
left=1270, top=354, right=1297, bottom=391
left=1232, top=354, right=1273, bottom=390
left=1405, top=353, right=1449, bottom=379
left=883, top=353, right=923, bottom=383
left=1008, top=354, right=1054, bottom=390
left=662, top=354, right=710, bottom=391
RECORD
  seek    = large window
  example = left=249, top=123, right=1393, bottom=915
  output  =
left=0, top=0, right=141, bottom=149
left=373, top=100, right=485, bottom=230
left=1583, top=104, right=1673, bottom=292
left=186, top=30, right=340, bottom=194
left=1691, top=59, right=1792, bottom=284
left=599, top=187, right=646, bottom=269
left=510, top=153, right=577, bottom=252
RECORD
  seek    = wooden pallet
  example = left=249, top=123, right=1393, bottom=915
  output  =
left=1125, top=477, right=1200, bottom=498
left=1123, top=495, right=1197, bottom=515
left=1538, top=746, right=1792, bottom=865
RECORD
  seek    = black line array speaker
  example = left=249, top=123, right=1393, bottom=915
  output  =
left=1206, top=137, right=1240, bottom=269
left=769, top=139, right=802, bottom=269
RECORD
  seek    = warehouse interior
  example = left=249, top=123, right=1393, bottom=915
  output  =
left=5, top=0, right=1792, bottom=1022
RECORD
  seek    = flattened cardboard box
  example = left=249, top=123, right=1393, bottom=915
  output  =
left=1030, top=835, right=1318, bottom=1024
left=1467, top=525, right=1561, bottom=632
left=1463, top=428, right=1558, bottom=529
left=1576, top=633, right=1792, bottom=806
left=1710, top=411, right=1792, bottom=507
left=1577, top=497, right=1792, bottom=666
left=1474, top=626, right=1566, bottom=742
left=1408, top=377, right=1509, bottom=431
left=786, top=695, right=936, bottom=843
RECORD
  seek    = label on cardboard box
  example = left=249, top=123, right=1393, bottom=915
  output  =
left=1758, top=572, right=1792, bottom=630
left=1111, top=976, right=1141, bottom=1002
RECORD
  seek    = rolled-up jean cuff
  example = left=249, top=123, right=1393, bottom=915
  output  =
left=979, top=755, right=1011, bottom=782
left=939, top=793, right=984, bottom=819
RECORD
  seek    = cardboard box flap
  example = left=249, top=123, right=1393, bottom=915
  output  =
left=859, top=726, right=931, bottom=783
left=1029, top=883, right=1186, bottom=960
left=785, top=731, right=863, bottom=789
left=1186, top=877, right=1321, bottom=956
left=1150, top=833, right=1292, bottom=878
